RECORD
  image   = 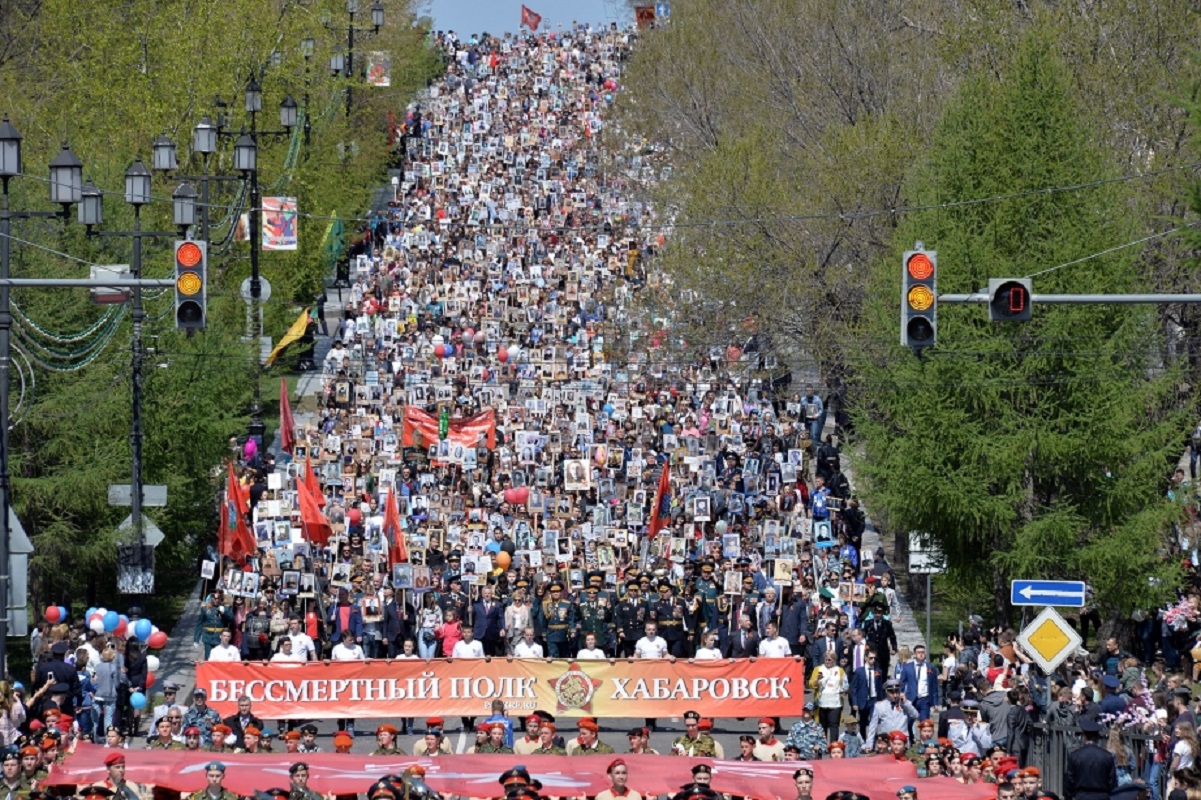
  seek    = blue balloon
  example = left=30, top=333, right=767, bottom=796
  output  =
left=102, top=610, right=119, bottom=632
left=85, top=607, right=97, bottom=621
left=603, top=404, right=615, bottom=415
left=56, top=606, right=68, bottom=623
left=133, top=618, right=153, bottom=641
left=129, top=691, right=147, bottom=710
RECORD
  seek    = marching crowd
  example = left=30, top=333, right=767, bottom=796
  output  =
left=14, top=13, right=1201, bottom=800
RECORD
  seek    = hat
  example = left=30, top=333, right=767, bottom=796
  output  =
left=577, top=718, right=599, bottom=732
left=205, top=762, right=226, bottom=773
left=301, top=724, right=319, bottom=735
left=802, top=701, right=815, bottom=713
left=690, top=764, right=712, bottom=777
left=606, top=759, right=626, bottom=774
left=376, top=724, right=399, bottom=736
left=19, top=746, right=37, bottom=757
left=103, top=753, right=125, bottom=767
left=162, top=682, right=180, bottom=692
left=425, top=717, right=445, bottom=729
left=884, top=678, right=901, bottom=689
left=828, top=741, right=845, bottom=751
left=888, top=731, right=908, bottom=742
left=39, top=740, right=56, bottom=751
left=244, top=726, right=261, bottom=737
left=532, top=710, right=556, bottom=723
left=259, top=790, right=291, bottom=800
left=284, top=731, right=301, bottom=741
left=1077, top=717, right=1102, bottom=734
left=627, top=727, right=649, bottom=737
left=682, top=710, right=701, bottom=723
left=1021, top=766, right=1041, bottom=777
left=193, top=688, right=207, bottom=698
left=548, top=582, right=564, bottom=592
left=499, top=767, right=531, bottom=788
left=506, top=789, right=541, bottom=800
left=80, top=788, right=115, bottom=800
left=896, top=787, right=917, bottom=797
left=183, top=726, right=201, bottom=737
left=211, top=724, right=232, bottom=735
left=962, top=699, right=981, bottom=710
left=1102, top=675, right=1120, bottom=690
left=289, top=763, right=310, bottom=775
left=697, top=719, right=713, bottom=732
left=333, top=732, right=354, bottom=746
left=50, top=642, right=68, bottom=656
left=757, top=717, right=775, bottom=727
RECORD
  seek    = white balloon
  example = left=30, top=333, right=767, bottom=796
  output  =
left=96, top=608, right=108, bottom=617
left=146, top=655, right=160, bottom=672
left=150, top=625, right=160, bottom=635
left=89, top=619, right=105, bottom=634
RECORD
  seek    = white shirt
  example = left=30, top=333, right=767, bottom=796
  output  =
left=332, top=643, right=365, bottom=661
left=514, top=641, right=544, bottom=658
left=288, top=632, right=317, bottom=661
left=576, top=647, right=606, bottom=660
left=916, top=661, right=929, bottom=698
left=270, top=651, right=306, bottom=663
left=207, top=644, right=241, bottom=662
left=452, top=639, right=485, bottom=658
left=694, top=647, right=722, bottom=660
left=758, top=636, right=791, bottom=658
left=634, top=636, right=668, bottom=659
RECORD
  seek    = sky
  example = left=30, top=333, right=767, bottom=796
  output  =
left=423, top=0, right=631, bottom=36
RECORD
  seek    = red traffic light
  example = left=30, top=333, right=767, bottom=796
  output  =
left=177, top=241, right=203, bottom=268
left=906, top=252, right=934, bottom=280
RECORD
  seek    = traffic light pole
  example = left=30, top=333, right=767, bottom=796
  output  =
left=941, top=293, right=1201, bottom=304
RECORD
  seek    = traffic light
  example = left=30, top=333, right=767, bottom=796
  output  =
left=901, top=246, right=937, bottom=351
left=988, top=278, right=1032, bottom=322
left=174, top=239, right=207, bottom=331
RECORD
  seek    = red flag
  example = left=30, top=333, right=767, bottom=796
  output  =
left=383, top=486, right=407, bottom=566
left=219, top=462, right=256, bottom=563
left=521, top=4, right=542, bottom=30
left=279, top=378, right=296, bottom=455
left=298, top=473, right=332, bottom=547
left=648, top=459, right=672, bottom=539
left=303, top=453, right=326, bottom=509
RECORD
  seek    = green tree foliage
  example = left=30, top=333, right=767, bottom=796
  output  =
left=851, top=30, right=1186, bottom=623
left=0, top=0, right=441, bottom=609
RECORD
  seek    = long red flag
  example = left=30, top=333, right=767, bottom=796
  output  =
left=279, top=378, right=296, bottom=455
left=383, top=485, right=407, bottom=566
left=219, top=462, right=256, bottom=563
left=298, top=473, right=332, bottom=547
left=648, top=459, right=671, bottom=539
left=303, top=453, right=326, bottom=508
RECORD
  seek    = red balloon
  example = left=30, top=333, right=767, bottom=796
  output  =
left=502, top=488, right=516, bottom=505
left=44, top=606, right=61, bottom=624
left=497, top=348, right=509, bottom=363
left=433, top=344, right=446, bottom=358
left=147, top=631, right=168, bottom=649
left=113, top=620, right=128, bottom=639
left=146, top=672, right=156, bottom=688
left=515, top=486, right=530, bottom=504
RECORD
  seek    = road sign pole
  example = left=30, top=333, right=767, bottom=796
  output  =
left=925, top=572, right=931, bottom=649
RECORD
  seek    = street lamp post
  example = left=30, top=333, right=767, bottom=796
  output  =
left=79, top=155, right=193, bottom=589
left=0, top=118, right=82, bottom=673
left=340, top=0, right=385, bottom=117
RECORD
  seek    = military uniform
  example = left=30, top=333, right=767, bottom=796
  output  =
left=671, top=733, right=718, bottom=757
left=201, top=745, right=242, bottom=754
left=532, top=745, right=566, bottom=755
left=186, top=790, right=237, bottom=800
left=289, top=790, right=322, bottom=800
left=146, top=739, right=184, bottom=751
left=651, top=588, right=686, bottom=657
left=576, top=594, right=612, bottom=651
left=370, top=746, right=401, bottom=756
left=569, top=740, right=616, bottom=755
left=474, top=743, right=514, bottom=754
left=614, top=584, right=649, bottom=658
left=193, top=599, right=234, bottom=659
left=539, top=585, right=577, bottom=658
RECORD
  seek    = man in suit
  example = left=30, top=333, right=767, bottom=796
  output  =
left=730, top=614, right=759, bottom=658
left=808, top=621, right=843, bottom=667
left=1064, top=716, right=1117, bottom=800
left=472, top=585, right=506, bottom=656
left=898, top=644, right=940, bottom=723
left=221, top=696, right=263, bottom=750
left=849, top=650, right=885, bottom=740
left=862, top=603, right=897, bottom=678
left=382, top=586, right=412, bottom=656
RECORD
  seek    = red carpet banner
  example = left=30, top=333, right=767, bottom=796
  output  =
left=195, top=657, right=806, bottom=719
left=50, top=744, right=994, bottom=799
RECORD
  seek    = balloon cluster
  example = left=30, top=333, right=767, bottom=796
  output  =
left=502, top=486, right=530, bottom=506
left=74, top=606, right=169, bottom=650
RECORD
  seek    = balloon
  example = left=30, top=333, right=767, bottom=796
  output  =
left=146, top=655, right=160, bottom=672
left=133, top=618, right=152, bottom=641
left=473, top=331, right=486, bottom=345
left=244, top=438, right=257, bottom=459
left=57, top=606, right=68, bottom=623
left=502, top=488, right=516, bottom=505
left=461, top=330, right=474, bottom=346
left=602, top=403, right=615, bottom=415
left=497, top=348, right=509, bottom=363
left=129, top=692, right=147, bottom=710
left=715, top=520, right=729, bottom=535
left=85, top=607, right=97, bottom=620
left=495, top=551, right=511, bottom=570
left=102, top=611, right=119, bottom=632
left=146, top=672, right=156, bottom=688
left=89, top=618, right=105, bottom=634
left=113, top=619, right=128, bottom=639
left=433, top=344, right=446, bottom=358
left=44, top=607, right=61, bottom=624
left=515, top=487, right=530, bottom=504
left=147, top=630, right=168, bottom=649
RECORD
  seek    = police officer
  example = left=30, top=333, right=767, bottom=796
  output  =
left=1064, top=717, right=1118, bottom=800
left=539, top=582, right=576, bottom=658
left=614, top=580, right=648, bottom=658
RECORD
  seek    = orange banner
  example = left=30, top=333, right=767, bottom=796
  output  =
left=195, top=657, right=806, bottom=719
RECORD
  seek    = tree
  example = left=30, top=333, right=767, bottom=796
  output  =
left=850, top=28, right=1186, bottom=624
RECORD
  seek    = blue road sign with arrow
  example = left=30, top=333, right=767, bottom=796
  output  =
left=656, top=2, right=670, bottom=18
left=1011, top=579, right=1087, bottom=607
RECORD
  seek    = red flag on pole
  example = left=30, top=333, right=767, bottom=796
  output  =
left=219, top=462, right=256, bottom=563
left=298, top=473, right=332, bottom=547
left=648, top=459, right=672, bottom=539
left=303, top=453, right=326, bottom=509
left=383, top=486, right=407, bottom=566
left=521, top=4, right=542, bottom=30
left=279, top=378, right=296, bottom=455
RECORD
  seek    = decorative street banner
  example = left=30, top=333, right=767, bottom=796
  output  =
left=262, top=196, right=298, bottom=251
left=195, top=657, right=805, bottom=719
left=366, top=51, right=392, bottom=87
left=50, top=745, right=993, bottom=799
left=402, top=407, right=496, bottom=450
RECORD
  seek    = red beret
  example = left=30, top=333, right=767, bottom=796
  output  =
left=758, top=717, right=774, bottom=726
left=376, top=724, right=398, bottom=735
left=577, top=718, right=599, bottom=732
left=104, top=753, right=125, bottom=767
left=888, top=731, right=908, bottom=742
left=212, top=724, right=232, bottom=735
left=698, top=719, right=713, bottom=731
left=244, top=726, right=261, bottom=736
left=425, top=717, right=444, bottom=728
left=607, top=759, right=626, bottom=774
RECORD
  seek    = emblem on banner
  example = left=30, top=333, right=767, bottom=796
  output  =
left=552, top=662, right=601, bottom=712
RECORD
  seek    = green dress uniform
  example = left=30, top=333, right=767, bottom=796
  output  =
left=671, top=733, right=718, bottom=757
left=289, top=790, right=322, bottom=800
left=572, top=741, right=616, bottom=755
left=193, top=601, right=233, bottom=659
left=576, top=596, right=612, bottom=650
left=539, top=591, right=577, bottom=658
left=474, top=744, right=514, bottom=754
left=370, top=746, right=401, bottom=756
left=532, top=745, right=567, bottom=755
left=186, top=790, right=238, bottom=800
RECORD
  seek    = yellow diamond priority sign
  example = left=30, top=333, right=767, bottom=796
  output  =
left=1017, top=606, right=1082, bottom=674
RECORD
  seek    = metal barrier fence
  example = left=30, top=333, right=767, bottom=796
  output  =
left=1027, top=723, right=1164, bottom=797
